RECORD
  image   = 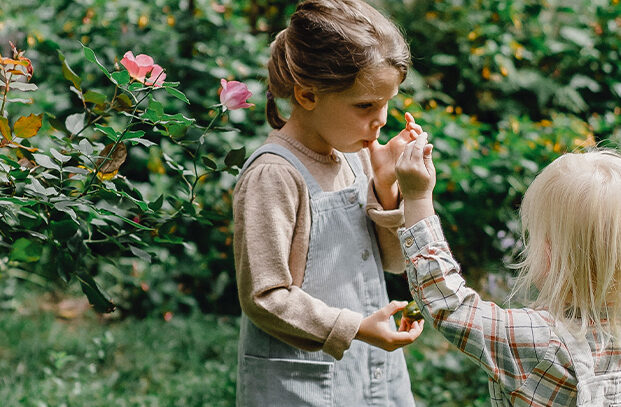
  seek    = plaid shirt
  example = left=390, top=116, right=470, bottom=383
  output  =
left=399, top=215, right=621, bottom=407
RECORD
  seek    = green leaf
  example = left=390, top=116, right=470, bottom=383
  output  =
left=111, top=70, right=130, bottom=86
left=224, top=147, right=246, bottom=168
left=65, top=112, right=85, bottom=135
left=10, top=238, right=42, bottom=262
left=130, top=245, right=151, bottom=263
left=58, top=50, right=82, bottom=91
left=120, top=130, right=145, bottom=141
left=10, top=82, right=38, bottom=92
left=201, top=155, right=217, bottom=170
left=148, top=194, right=164, bottom=211
left=142, top=98, right=164, bottom=122
left=83, top=90, right=107, bottom=105
left=165, top=86, right=190, bottom=104
left=77, top=138, right=94, bottom=155
left=94, top=124, right=118, bottom=142
left=0, top=154, right=20, bottom=168
left=51, top=219, right=79, bottom=241
left=76, top=270, right=116, bottom=313
left=50, top=148, right=72, bottom=163
left=81, top=43, right=111, bottom=79
left=33, top=153, right=61, bottom=171
left=128, top=83, right=144, bottom=92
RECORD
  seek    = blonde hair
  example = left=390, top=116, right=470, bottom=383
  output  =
left=266, top=0, right=410, bottom=129
left=511, top=149, right=621, bottom=338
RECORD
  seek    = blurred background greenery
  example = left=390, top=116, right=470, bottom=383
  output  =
left=1, top=0, right=620, bottom=405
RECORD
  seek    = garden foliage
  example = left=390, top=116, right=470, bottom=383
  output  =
left=0, top=0, right=619, bottom=317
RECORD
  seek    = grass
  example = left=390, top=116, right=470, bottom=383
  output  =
left=0, top=289, right=489, bottom=406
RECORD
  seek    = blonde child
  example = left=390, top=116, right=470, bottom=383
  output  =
left=395, top=132, right=621, bottom=406
left=233, top=0, right=425, bottom=405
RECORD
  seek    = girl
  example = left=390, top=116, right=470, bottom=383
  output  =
left=233, top=0, right=424, bottom=405
left=396, top=133, right=621, bottom=406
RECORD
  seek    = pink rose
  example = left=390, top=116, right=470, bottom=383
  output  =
left=219, top=79, right=254, bottom=111
left=120, top=51, right=166, bottom=87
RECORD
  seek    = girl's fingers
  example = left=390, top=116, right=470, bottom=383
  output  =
left=405, top=112, right=423, bottom=134
left=406, top=122, right=423, bottom=134
left=385, top=300, right=408, bottom=317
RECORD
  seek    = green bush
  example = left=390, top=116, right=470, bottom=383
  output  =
left=1, top=0, right=619, bottom=317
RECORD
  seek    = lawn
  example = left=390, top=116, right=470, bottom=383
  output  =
left=0, top=287, right=489, bottom=406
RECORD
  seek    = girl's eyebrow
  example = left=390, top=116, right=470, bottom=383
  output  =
left=357, top=92, right=399, bottom=102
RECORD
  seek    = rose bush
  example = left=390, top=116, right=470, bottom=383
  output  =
left=0, top=42, right=253, bottom=313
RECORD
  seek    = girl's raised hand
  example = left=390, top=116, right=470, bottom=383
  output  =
left=355, top=300, right=424, bottom=351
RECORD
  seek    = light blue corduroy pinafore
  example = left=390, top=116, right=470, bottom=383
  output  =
left=236, top=144, right=415, bottom=406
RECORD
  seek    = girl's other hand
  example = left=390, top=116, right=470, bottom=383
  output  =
left=355, top=300, right=424, bottom=351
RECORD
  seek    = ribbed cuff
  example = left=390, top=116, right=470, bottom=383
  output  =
left=365, top=178, right=405, bottom=229
left=323, top=308, right=363, bottom=360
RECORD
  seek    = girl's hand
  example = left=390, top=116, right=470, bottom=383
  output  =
left=368, top=113, right=423, bottom=208
left=355, top=300, right=424, bottom=351
left=368, top=112, right=422, bottom=188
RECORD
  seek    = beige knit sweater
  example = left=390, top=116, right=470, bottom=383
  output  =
left=233, top=132, right=406, bottom=359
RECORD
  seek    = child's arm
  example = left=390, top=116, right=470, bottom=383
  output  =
left=395, top=135, right=556, bottom=394
left=368, top=112, right=423, bottom=210
left=363, top=113, right=424, bottom=273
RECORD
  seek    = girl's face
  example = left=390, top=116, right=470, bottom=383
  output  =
left=306, top=66, right=401, bottom=154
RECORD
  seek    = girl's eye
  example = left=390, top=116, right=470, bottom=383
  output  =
left=355, top=103, right=373, bottom=109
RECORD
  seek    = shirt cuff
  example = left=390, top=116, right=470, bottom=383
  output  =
left=365, top=177, right=405, bottom=229
left=323, top=308, right=363, bottom=360
left=398, top=215, right=445, bottom=256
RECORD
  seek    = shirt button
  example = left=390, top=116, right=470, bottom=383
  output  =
left=362, top=249, right=370, bottom=261
left=404, top=236, right=415, bottom=248
left=373, top=368, right=383, bottom=379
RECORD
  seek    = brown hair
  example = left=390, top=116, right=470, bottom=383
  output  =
left=266, top=0, right=411, bottom=129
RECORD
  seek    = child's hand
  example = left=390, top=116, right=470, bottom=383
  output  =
left=368, top=112, right=422, bottom=188
left=355, top=300, right=424, bottom=351
left=396, top=132, right=436, bottom=227
left=395, top=131, right=435, bottom=201
left=368, top=113, right=423, bottom=209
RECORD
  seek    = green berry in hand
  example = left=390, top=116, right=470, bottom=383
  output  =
left=403, top=300, right=424, bottom=322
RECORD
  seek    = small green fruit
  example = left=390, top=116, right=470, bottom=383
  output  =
left=402, top=300, right=424, bottom=322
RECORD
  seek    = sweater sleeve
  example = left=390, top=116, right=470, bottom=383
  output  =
left=358, top=149, right=406, bottom=274
left=233, top=157, right=362, bottom=360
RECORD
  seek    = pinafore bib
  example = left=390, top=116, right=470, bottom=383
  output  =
left=555, top=323, right=621, bottom=407
left=236, top=144, right=414, bottom=406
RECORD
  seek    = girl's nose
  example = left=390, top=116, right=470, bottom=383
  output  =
left=372, top=110, right=387, bottom=129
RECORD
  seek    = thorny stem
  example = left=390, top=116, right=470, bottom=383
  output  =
left=189, top=108, right=222, bottom=203
left=76, top=87, right=156, bottom=199
left=70, top=85, right=120, bottom=141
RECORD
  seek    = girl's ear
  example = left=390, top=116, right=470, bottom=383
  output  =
left=293, top=85, right=318, bottom=110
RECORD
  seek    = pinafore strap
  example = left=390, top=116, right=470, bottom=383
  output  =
left=240, top=143, right=323, bottom=197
